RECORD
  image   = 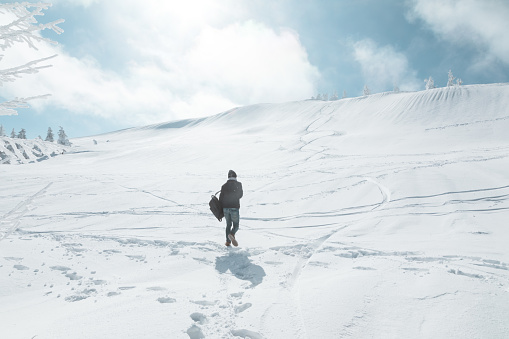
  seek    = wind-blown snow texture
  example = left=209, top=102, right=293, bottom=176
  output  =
left=1, top=84, right=509, bottom=338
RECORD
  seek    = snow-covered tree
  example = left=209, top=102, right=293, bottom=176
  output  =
left=323, top=93, right=329, bottom=101
left=456, top=78, right=463, bottom=86
left=393, top=84, right=400, bottom=93
left=447, top=70, right=455, bottom=87
left=45, top=127, right=54, bottom=142
left=57, top=126, right=71, bottom=146
left=424, top=76, right=435, bottom=90
left=0, top=3, right=64, bottom=116
left=363, top=85, right=371, bottom=96
left=330, top=90, right=339, bottom=101
left=316, top=93, right=323, bottom=101
left=342, top=90, right=347, bottom=99
left=0, top=124, right=4, bottom=136
left=10, top=128, right=16, bottom=138
left=17, top=128, right=26, bottom=139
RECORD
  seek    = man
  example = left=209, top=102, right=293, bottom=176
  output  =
left=219, top=170, right=243, bottom=247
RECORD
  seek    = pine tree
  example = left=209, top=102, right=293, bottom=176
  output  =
left=10, top=128, right=16, bottom=138
left=45, top=127, right=54, bottom=142
left=342, top=90, right=347, bottom=99
left=456, top=78, right=463, bottom=86
left=331, top=90, right=339, bottom=101
left=0, top=124, right=4, bottom=136
left=447, top=70, right=455, bottom=87
left=17, top=128, right=27, bottom=139
left=424, top=76, right=435, bottom=90
left=363, top=85, right=371, bottom=96
left=58, top=126, right=71, bottom=146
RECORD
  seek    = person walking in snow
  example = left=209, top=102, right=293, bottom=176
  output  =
left=219, top=170, right=243, bottom=247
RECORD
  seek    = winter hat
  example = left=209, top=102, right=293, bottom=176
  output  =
left=228, top=170, right=237, bottom=178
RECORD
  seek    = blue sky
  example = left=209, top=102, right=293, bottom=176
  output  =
left=1, top=0, right=509, bottom=138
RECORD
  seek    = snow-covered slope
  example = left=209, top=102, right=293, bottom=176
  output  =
left=0, top=137, right=69, bottom=164
left=1, top=84, right=509, bottom=338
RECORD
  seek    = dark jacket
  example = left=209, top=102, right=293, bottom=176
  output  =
left=219, top=179, right=243, bottom=209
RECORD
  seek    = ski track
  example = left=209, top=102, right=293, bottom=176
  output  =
left=0, top=183, right=53, bottom=242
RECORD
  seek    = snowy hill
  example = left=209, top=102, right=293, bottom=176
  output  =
left=1, top=84, right=509, bottom=338
left=0, top=137, right=69, bottom=164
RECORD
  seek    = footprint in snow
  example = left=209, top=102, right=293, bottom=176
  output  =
left=190, top=312, right=208, bottom=325
left=191, top=300, right=218, bottom=306
left=231, top=329, right=264, bottom=339
left=186, top=324, right=205, bottom=339
left=146, top=286, right=167, bottom=291
left=118, top=286, right=136, bottom=290
left=234, top=303, right=252, bottom=314
left=157, top=297, right=176, bottom=304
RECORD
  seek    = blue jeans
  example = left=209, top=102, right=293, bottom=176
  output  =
left=223, top=208, right=239, bottom=241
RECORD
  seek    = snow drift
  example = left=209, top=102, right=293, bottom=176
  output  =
left=0, top=137, right=69, bottom=164
left=1, top=84, right=509, bottom=338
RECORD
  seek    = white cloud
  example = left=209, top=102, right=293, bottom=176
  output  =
left=352, top=39, right=421, bottom=92
left=408, top=0, right=509, bottom=65
left=185, top=21, right=318, bottom=104
left=2, top=0, right=319, bottom=126
left=50, top=0, right=99, bottom=7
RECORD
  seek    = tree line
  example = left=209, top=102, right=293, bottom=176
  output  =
left=312, top=69, right=463, bottom=101
left=0, top=125, right=71, bottom=146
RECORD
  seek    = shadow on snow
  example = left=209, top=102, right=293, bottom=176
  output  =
left=215, top=250, right=266, bottom=287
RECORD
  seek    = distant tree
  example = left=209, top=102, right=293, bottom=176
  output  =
left=456, top=78, right=463, bottom=86
left=0, top=3, right=64, bottom=116
left=323, top=93, right=329, bottom=101
left=45, top=127, right=54, bottom=142
left=363, top=85, right=371, bottom=96
left=57, top=126, right=71, bottom=146
left=342, top=90, right=347, bottom=99
left=393, top=83, right=400, bottom=93
left=447, top=70, right=455, bottom=87
left=0, top=124, right=4, bottom=136
left=316, top=93, right=323, bottom=101
left=424, top=76, right=435, bottom=90
left=330, top=90, right=339, bottom=101
left=10, top=128, right=16, bottom=138
left=17, top=128, right=27, bottom=139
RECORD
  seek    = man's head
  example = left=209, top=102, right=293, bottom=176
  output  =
left=228, top=170, right=237, bottom=178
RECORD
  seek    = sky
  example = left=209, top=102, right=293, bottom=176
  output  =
left=1, top=0, right=509, bottom=139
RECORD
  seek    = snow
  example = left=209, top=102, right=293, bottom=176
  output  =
left=0, top=137, right=69, bottom=164
left=1, top=83, right=509, bottom=338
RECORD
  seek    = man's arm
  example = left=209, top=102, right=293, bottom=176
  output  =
left=238, top=182, right=243, bottom=200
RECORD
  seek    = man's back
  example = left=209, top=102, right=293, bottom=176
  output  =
left=220, top=179, right=243, bottom=209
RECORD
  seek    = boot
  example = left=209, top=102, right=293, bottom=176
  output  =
left=228, top=234, right=238, bottom=247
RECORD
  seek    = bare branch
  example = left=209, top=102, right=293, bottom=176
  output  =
left=0, top=3, right=64, bottom=51
left=0, top=3, right=63, bottom=116
left=0, top=94, right=51, bottom=116
left=0, top=54, right=57, bottom=85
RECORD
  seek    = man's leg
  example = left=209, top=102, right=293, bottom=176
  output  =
left=230, top=208, right=240, bottom=236
left=224, top=208, right=232, bottom=242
